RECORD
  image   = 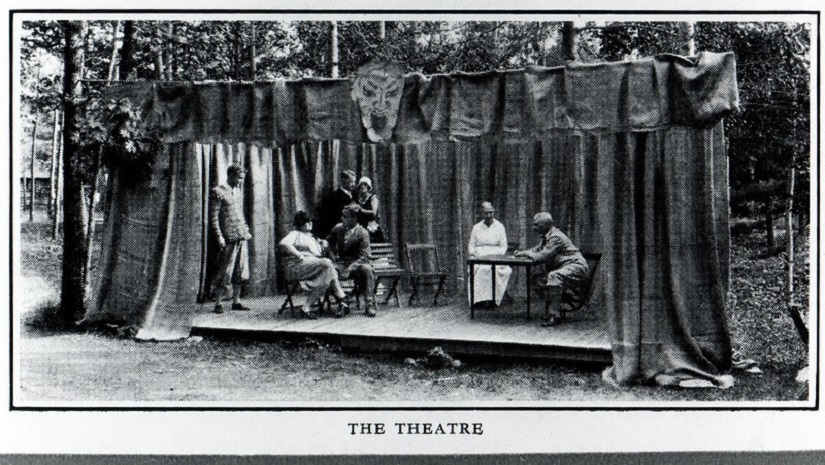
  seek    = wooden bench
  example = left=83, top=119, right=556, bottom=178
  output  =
left=329, top=242, right=405, bottom=310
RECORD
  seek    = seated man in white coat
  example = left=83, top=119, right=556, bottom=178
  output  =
left=468, top=202, right=512, bottom=308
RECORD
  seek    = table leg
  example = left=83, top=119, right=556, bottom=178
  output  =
left=526, top=264, right=531, bottom=321
left=491, top=264, right=496, bottom=307
left=470, top=262, right=475, bottom=319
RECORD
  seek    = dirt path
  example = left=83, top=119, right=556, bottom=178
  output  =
left=16, top=327, right=806, bottom=405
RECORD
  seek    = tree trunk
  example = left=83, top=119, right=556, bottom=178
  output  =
left=249, top=22, right=257, bottom=81
left=330, top=21, right=339, bottom=78
left=49, top=109, right=60, bottom=218
left=29, top=66, right=41, bottom=222
left=678, top=22, right=696, bottom=56
left=59, top=20, right=89, bottom=324
left=29, top=116, right=38, bottom=221
left=561, top=21, right=577, bottom=62
left=120, top=21, right=135, bottom=80
left=52, top=116, right=63, bottom=241
left=784, top=166, right=807, bottom=343
left=785, top=167, right=795, bottom=300
left=107, top=21, right=122, bottom=81
left=765, top=199, right=775, bottom=249
left=118, top=22, right=136, bottom=80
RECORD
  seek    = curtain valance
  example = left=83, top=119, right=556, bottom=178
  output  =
left=103, top=52, right=738, bottom=145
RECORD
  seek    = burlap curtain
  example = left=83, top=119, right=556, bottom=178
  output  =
left=87, top=124, right=731, bottom=386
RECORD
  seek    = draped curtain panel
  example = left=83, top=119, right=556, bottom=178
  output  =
left=85, top=144, right=204, bottom=340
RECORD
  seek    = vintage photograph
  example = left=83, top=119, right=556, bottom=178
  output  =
left=11, top=12, right=815, bottom=408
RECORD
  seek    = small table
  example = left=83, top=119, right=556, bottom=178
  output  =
left=467, top=254, right=538, bottom=320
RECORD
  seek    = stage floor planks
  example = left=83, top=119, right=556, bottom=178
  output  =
left=192, top=296, right=612, bottom=363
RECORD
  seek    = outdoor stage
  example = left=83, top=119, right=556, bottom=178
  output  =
left=191, top=295, right=611, bottom=364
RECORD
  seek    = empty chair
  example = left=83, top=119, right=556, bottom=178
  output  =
left=405, top=243, right=448, bottom=306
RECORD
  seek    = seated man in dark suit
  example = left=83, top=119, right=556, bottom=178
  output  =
left=515, top=212, right=589, bottom=327
left=327, top=205, right=377, bottom=318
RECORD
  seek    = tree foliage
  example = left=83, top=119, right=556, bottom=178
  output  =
left=21, top=19, right=811, bottom=227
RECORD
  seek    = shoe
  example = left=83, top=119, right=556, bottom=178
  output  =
left=231, top=302, right=251, bottom=311
left=541, top=315, right=562, bottom=327
left=300, top=309, right=318, bottom=320
left=338, top=301, right=351, bottom=316
left=213, top=304, right=224, bottom=314
left=365, top=303, right=377, bottom=318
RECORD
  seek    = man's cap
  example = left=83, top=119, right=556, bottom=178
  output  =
left=341, top=170, right=357, bottom=180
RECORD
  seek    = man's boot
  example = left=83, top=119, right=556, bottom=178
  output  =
left=541, top=285, right=563, bottom=327
left=364, top=300, right=377, bottom=318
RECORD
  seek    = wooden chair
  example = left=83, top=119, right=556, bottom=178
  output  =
left=370, top=243, right=405, bottom=308
left=501, top=242, right=520, bottom=304
left=543, top=252, right=602, bottom=319
left=279, top=278, right=331, bottom=318
left=277, top=250, right=331, bottom=318
left=405, top=242, right=448, bottom=306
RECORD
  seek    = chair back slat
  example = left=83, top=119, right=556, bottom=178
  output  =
left=405, top=243, right=441, bottom=274
left=580, top=252, right=602, bottom=301
left=370, top=243, right=401, bottom=269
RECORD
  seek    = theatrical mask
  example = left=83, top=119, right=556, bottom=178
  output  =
left=351, top=61, right=406, bottom=143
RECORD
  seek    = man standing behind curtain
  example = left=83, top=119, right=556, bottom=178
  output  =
left=468, top=202, right=512, bottom=308
left=317, top=169, right=357, bottom=239
left=210, top=164, right=253, bottom=314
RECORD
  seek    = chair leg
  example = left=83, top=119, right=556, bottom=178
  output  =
left=408, top=276, right=420, bottom=306
left=386, top=277, right=401, bottom=308
left=433, top=275, right=446, bottom=306
left=279, top=282, right=298, bottom=318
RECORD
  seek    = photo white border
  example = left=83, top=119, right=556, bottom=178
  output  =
left=1, top=2, right=822, bottom=454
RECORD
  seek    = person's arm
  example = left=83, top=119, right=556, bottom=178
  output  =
left=278, top=231, right=306, bottom=261
left=495, top=223, right=508, bottom=255
left=524, top=236, right=562, bottom=262
left=326, top=227, right=340, bottom=261
left=210, top=188, right=225, bottom=248
left=358, top=195, right=379, bottom=220
left=468, top=225, right=477, bottom=257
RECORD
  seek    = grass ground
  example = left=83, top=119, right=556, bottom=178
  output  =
left=15, top=216, right=811, bottom=404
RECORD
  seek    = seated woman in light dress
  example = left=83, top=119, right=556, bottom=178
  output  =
left=279, top=211, right=349, bottom=319
left=467, top=202, right=512, bottom=308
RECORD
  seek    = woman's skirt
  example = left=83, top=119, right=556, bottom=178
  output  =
left=284, top=256, right=337, bottom=292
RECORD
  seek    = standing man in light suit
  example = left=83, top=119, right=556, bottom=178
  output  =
left=210, top=164, right=253, bottom=314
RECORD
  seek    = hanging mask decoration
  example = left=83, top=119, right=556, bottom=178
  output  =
left=351, top=61, right=406, bottom=143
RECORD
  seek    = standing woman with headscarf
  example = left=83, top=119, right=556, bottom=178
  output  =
left=355, top=176, right=386, bottom=243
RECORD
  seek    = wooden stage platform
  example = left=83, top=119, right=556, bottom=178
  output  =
left=191, top=295, right=612, bottom=364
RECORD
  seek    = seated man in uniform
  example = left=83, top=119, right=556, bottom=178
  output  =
left=327, top=205, right=378, bottom=318
left=515, top=212, right=589, bottom=327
